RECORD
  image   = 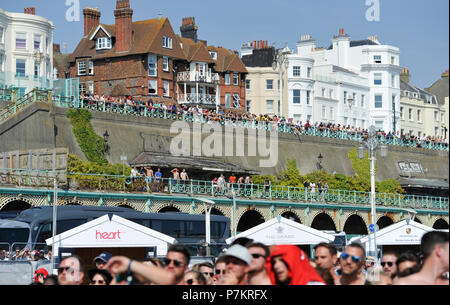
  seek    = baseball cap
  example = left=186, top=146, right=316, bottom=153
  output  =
left=366, top=256, right=376, bottom=263
left=93, top=252, right=113, bottom=264
left=218, top=245, right=252, bottom=265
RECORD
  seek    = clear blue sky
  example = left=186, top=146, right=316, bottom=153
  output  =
left=2, top=0, right=448, bottom=88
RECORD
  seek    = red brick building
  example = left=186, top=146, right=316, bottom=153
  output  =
left=68, top=0, right=247, bottom=109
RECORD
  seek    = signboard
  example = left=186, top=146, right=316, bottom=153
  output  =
left=226, top=216, right=334, bottom=245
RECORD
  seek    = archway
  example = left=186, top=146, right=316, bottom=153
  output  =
left=343, top=215, right=368, bottom=235
left=201, top=208, right=225, bottom=216
left=281, top=211, right=301, bottom=224
left=1, top=200, right=31, bottom=212
left=237, top=210, right=265, bottom=232
left=311, top=213, right=336, bottom=231
left=118, top=204, right=134, bottom=210
left=433, top=219, right=449, bottom=229
left=377, top=216, right=394, bottom=230
left=158, top=206, right=181, bottom=213
left=414, top=217, right=422, bottom=224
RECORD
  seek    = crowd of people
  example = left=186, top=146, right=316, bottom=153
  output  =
left=78, top=92, right=448, bottom=150
left=0, top=247, right=51, bottom=262
left=29, top=231, right=448, bottom=286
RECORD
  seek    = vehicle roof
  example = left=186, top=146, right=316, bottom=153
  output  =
left=0, top=219, right=30, bottom=229
left=14, top=206, right=229, bottom=224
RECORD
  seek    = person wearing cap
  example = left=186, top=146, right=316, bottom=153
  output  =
left=94, top=252, right=113, bottom=269
left=88, top=268, right=113, bottom=285
left=217, top=244, right=252, bottom=285
left=365, top=256, right=377, bottom=273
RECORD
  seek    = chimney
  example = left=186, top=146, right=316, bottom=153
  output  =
left=114, top=0, right=133, bottom=53
left=180, top=17, right=198, bottom=42
left=53, top=44, right=61, bottom=53
left=83, top=7, right=101, bottom=36
left=24, top=7, right=36, bottom=15
left=400, top=67, right=410, bottom=84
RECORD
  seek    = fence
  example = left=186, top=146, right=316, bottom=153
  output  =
left=0, top=260, right=52, bottom=285
left=66, top=173, right=449, bottom=211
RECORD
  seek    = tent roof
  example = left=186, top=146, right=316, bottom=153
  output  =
left=359, top=218, right=435, bottom=245
left=46, top=214, right=176, bottom=248
left=226, top=216, right=335, bottom=245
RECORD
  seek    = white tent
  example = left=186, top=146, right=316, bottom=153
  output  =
left=46, top=214, right=176, bottom=259
left=359, top=218, right=435, bottom=247
left=226, top=216, right=335, bottom=245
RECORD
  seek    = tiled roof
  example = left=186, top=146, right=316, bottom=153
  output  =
left=178, top=36, right=215, bottom=63
left=68, top=17, right=185, bottom=62
left=207, top=46, right=247, bottom=73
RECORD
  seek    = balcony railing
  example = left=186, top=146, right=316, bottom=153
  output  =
left=178, top=93, right=217, bottom=105
left=177, top=71, right=220, bottom=84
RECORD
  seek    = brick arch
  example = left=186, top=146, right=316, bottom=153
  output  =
left=342, top=212, right=370, bottom=229
left=310, top=210, right=337, bottom=228
left=0, top=197, right=35, bottom=211
left=237, top=208, right=266, bottom=232
left=433, top=218, right=449, bottom=229
left=343, top=213, right=369, bottom=235
left=0, top=197, right=33, bottom=211
left=199, top=206, right=226, bottom=216
left=237, top=207, right=267, bottom=222
left=278, top=209, right=302, bottom=224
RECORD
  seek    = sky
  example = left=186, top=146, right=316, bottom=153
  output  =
left=1, top=0, right=448, bottom=89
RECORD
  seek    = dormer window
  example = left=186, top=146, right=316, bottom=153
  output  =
left=209, top=51, right=217, bottom=60
left=162, top=36, right=172, bottom=49
left=96, top=37, right=111, bottom=50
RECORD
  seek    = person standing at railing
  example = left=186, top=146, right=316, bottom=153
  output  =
left=217, top=174, right=226, bottom=195
left=180, top=169, right=189, bottom=185
left=310, top=181, right=316, bottom=201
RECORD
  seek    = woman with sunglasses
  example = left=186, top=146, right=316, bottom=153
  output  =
left=183, top=270, right=207, bottom=285
left=88, top=268, right=112, bottom=285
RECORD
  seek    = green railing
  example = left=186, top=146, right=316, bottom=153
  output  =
left=60, top=172, right=448, bottom=211
left=0, top=169, right=447, bottom=210
left=68, top=98, right=449, bottom=152
left=0, top=89, right=52, bottom=124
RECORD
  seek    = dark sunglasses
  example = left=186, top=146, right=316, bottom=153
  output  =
left=381, top=261, right=394, bottom=267
left=185, top=279, right=195, bottom=285
left=203, top=272, right=214, bottom=277
left=215, top=269, right=225, bottom=275
left=36, top=273, right=46, bottom=277
left=251, top=253, right=265, bottom=259
left=57, top=266, right=74, bottom=274
left=164, top=258, right=182, bottom=267
left=341, top=252, right=361, bottom=263
left=91, top=280, right=105, bottom=284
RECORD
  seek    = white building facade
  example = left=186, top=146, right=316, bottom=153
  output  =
left=285, top=30, right=402, bottom=133
left=0, top=7, right=54, bottom=95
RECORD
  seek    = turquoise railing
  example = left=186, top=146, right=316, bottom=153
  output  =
left=66, top=99, right=449, bottom=152
left=0, top=89, right=51, bottom=123
left=0, top=169, right=447, bottom=210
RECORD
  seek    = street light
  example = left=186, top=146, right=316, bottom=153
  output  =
left=103, top=130, right=110, bottom=154
left=34, top=52, right=43, bottom=89
left=226, top=190, right=237, bottom=237
left=195, top=197, right=216, bottom=256
left=272, top=43, right=290, bottom=117
left=358, top=125, right=388, bottom=262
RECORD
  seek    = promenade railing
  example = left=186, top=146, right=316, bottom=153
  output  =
left=60, top=173, right=449, bottom=211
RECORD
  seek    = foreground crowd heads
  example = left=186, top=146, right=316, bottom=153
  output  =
left=33, top=231, right=448, bottom=285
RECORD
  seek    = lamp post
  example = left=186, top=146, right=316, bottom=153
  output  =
left=195, top=197, right=216, bottom=257
left=34, top=52, right=42, bottom=89
left=317, top=153, right=323, bottom=170
left=50, top=173, right=57, bottom=274
left=357, top=125, right=387, bottom=262
left=272, top=43, right=290, bottom=117
left=226, top=190, right=237, bottom=237
left=103, top=130, right=110, bottom=154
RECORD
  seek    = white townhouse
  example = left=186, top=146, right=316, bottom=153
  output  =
left=284, top=29, right=402, bottom=132
left=0, top=7, right=55, bottom=96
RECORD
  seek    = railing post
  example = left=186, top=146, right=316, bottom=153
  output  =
left=169, top=178, right=172, bottom=194
left=287, top=186, right=290, bottom=200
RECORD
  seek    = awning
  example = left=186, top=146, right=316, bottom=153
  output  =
left=226, top=216, right=335, bottom=245
left=397, top=177, right=449, bottom=190
left=359, top=218, right=435, bottom=246
left=130, top=152, right=260, bottom=175
left=46, top=214, right=176, bottom=256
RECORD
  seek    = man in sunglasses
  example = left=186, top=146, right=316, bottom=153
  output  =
left=164, top=244, right=191, bottom=285
left=217, top=244, right=252, bottom=285
left=57, top=255, right=85, bottom=285
left=247, top=242, right=272, bottom=285
left=214, top=258, right=226, bottom=284
left=336, top=243, right=366, bottom=285
left=381, top=251, right=399, bottom=277
left=198, top=262, right=215, bottom=285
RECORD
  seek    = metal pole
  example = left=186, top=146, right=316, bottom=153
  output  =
left=279, top=56, right=283, bottom=117
left=232, top=191, right=236, bottom=237
left=370, top=151, right=378, bottom=261
left=205, top=204, right=211, bottom=256
left=51, top=176, right=57, bottom=274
